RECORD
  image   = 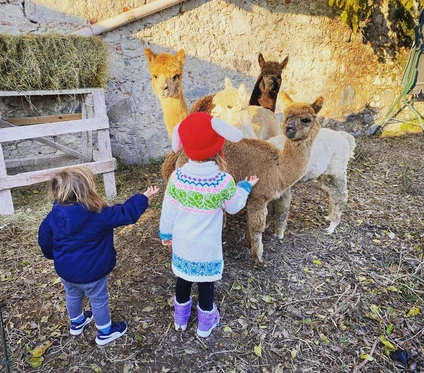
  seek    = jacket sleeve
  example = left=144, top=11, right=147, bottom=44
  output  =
left=158, top=175, right=179, bottom=240
left=222, top=178, right=252, bottom=215
left=101, top=194, right=149, bottom=229
left=38, top=213, right=54, bottom=260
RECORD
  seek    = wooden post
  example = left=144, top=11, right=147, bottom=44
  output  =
left=82, top=94, right=94, bottom=160
left=92, top=89, right=117, bottom=199
left=0, top=144, right=14, bottom=215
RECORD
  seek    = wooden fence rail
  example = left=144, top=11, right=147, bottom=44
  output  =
left=0, top=88, right=117, bottom=215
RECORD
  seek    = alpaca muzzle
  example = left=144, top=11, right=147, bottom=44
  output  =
left=285, top=123, right=297, bottom=138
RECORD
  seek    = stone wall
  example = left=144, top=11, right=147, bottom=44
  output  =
left=0, top=0, right=408, bottom=164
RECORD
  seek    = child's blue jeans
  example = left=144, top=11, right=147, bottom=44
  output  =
left=61, top=277, right=111, bottom=329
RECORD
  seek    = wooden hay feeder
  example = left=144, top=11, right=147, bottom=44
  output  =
left=0, top=34, right=116, bottom=215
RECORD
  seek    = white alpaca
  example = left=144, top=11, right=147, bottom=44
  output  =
left=191, top=78, right=281, bottom=140
left=268, top=128, right=356, bottom=236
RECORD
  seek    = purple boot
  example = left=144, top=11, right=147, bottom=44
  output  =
left=197, top=304, right=220, bottom=337
left=174, top=297, right=192, bottom=331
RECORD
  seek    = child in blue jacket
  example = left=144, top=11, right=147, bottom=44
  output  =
left=38, top=166, right=159, bottom=346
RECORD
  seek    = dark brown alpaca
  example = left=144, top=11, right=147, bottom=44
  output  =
left=249, top=53, right=289, bottom=112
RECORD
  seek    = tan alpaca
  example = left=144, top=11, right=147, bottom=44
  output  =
left=162, top=92, right=323, bottom=265
left=144, top=48, right=188, bottom=139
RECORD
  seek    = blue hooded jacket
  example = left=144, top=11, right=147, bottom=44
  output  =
left=38, top=194, right=149, bottom=284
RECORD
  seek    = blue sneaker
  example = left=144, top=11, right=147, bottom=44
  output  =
left=70, top=310, right=93, bottom=336
left=95, top=322, right=128, bottom=346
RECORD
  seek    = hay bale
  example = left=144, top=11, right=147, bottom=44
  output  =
left=0, top=33, right=108, bottom=91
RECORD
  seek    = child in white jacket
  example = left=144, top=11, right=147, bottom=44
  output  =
left=159, top=112, right=258, bottom=337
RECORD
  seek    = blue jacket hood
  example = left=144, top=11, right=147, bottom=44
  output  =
left=50, top=202, right=94, bottom=235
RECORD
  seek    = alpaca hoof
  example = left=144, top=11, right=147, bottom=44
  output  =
left=325, top=222, right=338, bottom=234
left=253, top=257, right=265, bottom=267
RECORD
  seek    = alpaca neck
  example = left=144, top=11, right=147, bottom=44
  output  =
left=159, top=94, right=188, bottom=138
left=258, top=91, right=277, bottom=112
left=277, top=133, right=318, bottom=189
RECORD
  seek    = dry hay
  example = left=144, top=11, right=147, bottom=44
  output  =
left=0, top=33, right=108, bottom=91
left=0, top=135, right=424, bottom=373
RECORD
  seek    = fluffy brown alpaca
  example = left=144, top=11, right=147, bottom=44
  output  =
left=144, top=48, right=188, bottom=140
left=249, top=53, right=289, bottom=112
left=161, top=93, right=323, bottom=265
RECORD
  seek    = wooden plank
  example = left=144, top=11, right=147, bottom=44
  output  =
left=0, top=159, right=116, bottom=191
left=0, top=144, right=14, bottom=215
left=0, top=88, right=101, bottom=97
left=92, top=90, right=117, bottom=199
left=5, top=154, right=75, bottom=169
left=0, top=119, right=91, bottom=162
left=7, top=114, right=82, bottom=126
left=81, top=94, right=94, bottom=158
left=0, top=118, right=108, bottom=142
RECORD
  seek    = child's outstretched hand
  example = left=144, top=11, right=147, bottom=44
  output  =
left=162, top=239, right=172, bottom=246
left=143, top=186, right=160, bottom=199
left=245, top=175, right=259, bottom=187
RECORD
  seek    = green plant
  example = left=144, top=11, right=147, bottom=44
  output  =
left=329, top=0, right=424, bottom=37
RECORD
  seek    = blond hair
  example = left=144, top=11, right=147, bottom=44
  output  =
left=202, top=150, right=227, bottom=171
left=51, top=166, right=107, bottom=212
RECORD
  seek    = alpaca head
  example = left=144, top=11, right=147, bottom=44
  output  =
left=211, top=78, right=251, bottom=129
left=281, top=92, right=323, bottom=141
left=257, top=53, right=289, bottom=93
left=144, top=48, right=185, bottom=99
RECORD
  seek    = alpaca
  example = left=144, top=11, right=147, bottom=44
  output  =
left=162, top=92, right=323, bottom=265
left=267, top=129, right=356, bottom=237
left=144, top=48, right=188, bottom=140
left=249, top=53, right=289, bottom=112
left=191, top=78, right=281, bottom=140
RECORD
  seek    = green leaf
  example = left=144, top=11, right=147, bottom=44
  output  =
left=29, top=341, right=52, bottom=357
left=223, top=326, right=232, bottom=333
left=262, top=295, right=272, bottom=303
left=254, top=341, right=262, bottom=357
left=29, top=356, right=44, bottom=368
left=379, top=336, right=395, bottom=350
left=386, top=324, right=394, bottom=334
left=360, top=353, right=374, bottom=361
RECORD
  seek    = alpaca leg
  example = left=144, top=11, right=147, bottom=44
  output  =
left=271, top=188, right=292, bottom=239
left=266, top=200, right=275, bottom=230
left=318, top=174, right=347, bottom=234
left=246, top=204, right=268, bottom=266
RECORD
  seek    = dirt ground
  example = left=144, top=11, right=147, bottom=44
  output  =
left=0, top=134, right=424, bottom=373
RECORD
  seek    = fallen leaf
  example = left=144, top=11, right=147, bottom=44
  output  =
left=360, top=353, right=374, bottom=361
left=28, top=356, right=44, bottom=368
left=254, top=341, right=262, bottom=357
left=29, top=341, right=52, bottom=357
left=379, top=336, right=395, bottom=350
left=406, top=306, right=420, bottom=318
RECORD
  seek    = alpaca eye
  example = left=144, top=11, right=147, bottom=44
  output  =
left=172, top=74, right=180, bottom=81
left=153, top=75, right=158, bottom=79
left=301, top=118, right=311, bottom=124
left=227, top=105, right=233, bottom=109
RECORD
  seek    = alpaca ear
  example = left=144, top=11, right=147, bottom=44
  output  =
left=258, top=53, right=265, bottom=67
left=176, top=49, right=186, bottom=64
left=311, top=97, right=324, bottom=114
left=211, top=118, right=243, bottom=142
left=144, top=48, right=155, bottom=62
left=280, top=92, right=293, bottom=106
left=171, top=124, right=182, bottom=152
left=224, top=77, right=233, bottom=89
left=280, top=56, right=289, bottom=71
left=239, top=83, right=249, bottom=103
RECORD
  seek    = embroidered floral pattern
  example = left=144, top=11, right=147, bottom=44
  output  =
left=173, top=253, right=222, bottom=276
